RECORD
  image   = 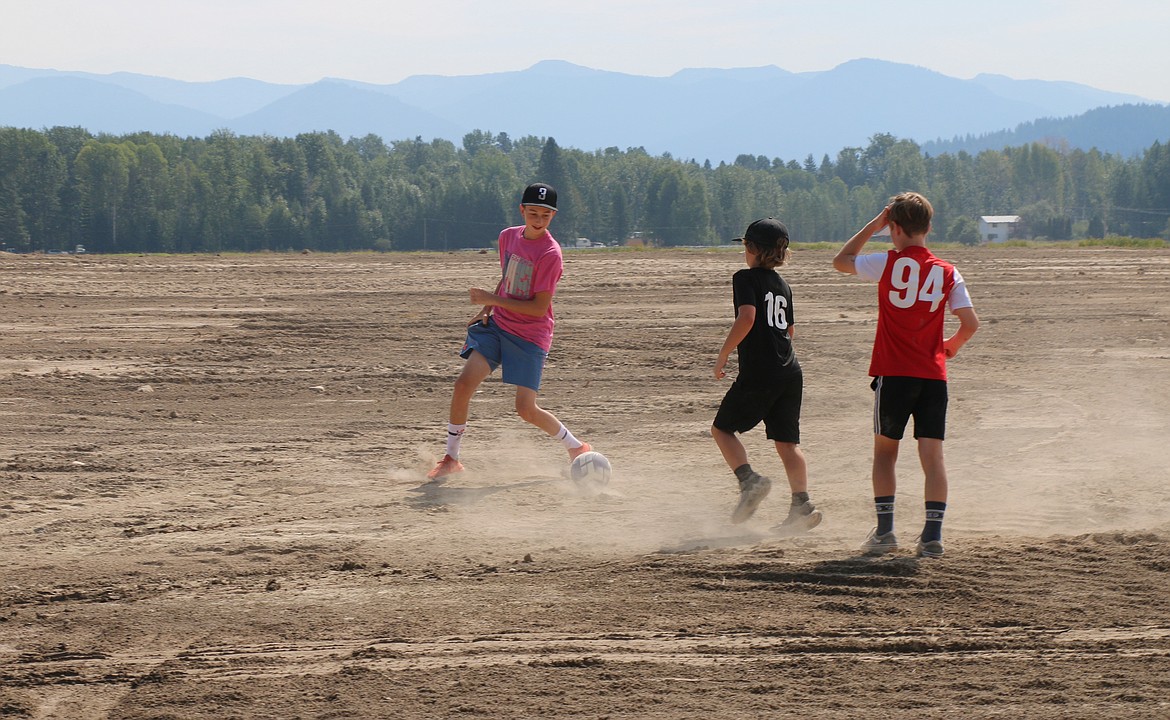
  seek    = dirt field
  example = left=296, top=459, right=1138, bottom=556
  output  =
left=1, top=246, right=1168, bottom=719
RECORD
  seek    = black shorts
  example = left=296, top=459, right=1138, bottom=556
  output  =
left=871, top=376, right=948, bottom=441
left=713, top=370, right=803, bottom=443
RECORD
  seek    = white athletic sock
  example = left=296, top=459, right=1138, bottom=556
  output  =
left=446, top=423, right=466, bottom=459
left=555, top=424, right=582, bottom=450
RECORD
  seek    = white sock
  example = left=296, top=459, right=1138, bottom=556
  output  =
left=446, top=423, right=466, bottom=459
left=555, top=424, right=583, bottom=450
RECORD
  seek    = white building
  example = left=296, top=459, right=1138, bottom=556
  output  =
left=979, top=215, right=1022, bottom=243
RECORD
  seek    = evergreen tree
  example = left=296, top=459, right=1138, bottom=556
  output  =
left=1, top=125, right=1168, bottom=253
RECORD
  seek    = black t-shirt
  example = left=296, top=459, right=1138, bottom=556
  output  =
left=731, top=266, right=800, bottom=383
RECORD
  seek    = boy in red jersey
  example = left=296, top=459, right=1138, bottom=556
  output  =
left=832, top=192, right=979, bottom=558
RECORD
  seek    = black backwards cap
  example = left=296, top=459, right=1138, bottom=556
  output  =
left=734, top=217, right=789, bottom=248
left=521, top=182, right=557, bottom=210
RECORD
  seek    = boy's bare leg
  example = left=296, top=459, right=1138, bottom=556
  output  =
left=515, top=386, right=591, bottom=460
left=858, top=433, right=903, bottom=551
left=428, top=352, right=492, bottom=479
left=916, top=438, right=949, bottom=555
left=514, top=386, right=564, bottom=436
left=872, top=434, right=900, bottom=497
left=711, top=426, right=748, bottom=470
left=917, top=438, right=948, bottom=504
left=448, top=351, right=492, bottom=425
left=774, top=441, right=808, bottom=494
left=713, top=426, right=771, bottom=523
left=772, top=440, right=821, bottom=535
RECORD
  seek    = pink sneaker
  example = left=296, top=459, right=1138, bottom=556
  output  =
left=427, top=454, right=464, bottom=480
left=568, top=442, right=592, bottom=461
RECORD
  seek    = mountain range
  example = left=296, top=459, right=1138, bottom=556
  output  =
left=1, top=59, right=1167, bottom=162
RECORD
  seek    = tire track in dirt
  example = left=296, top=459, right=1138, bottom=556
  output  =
left=4, top=626, right=1169, bottom=687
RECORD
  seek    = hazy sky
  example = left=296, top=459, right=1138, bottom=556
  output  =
left=4, top=0, right=1168, bottom=103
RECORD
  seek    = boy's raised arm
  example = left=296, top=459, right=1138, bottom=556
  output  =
left=833, top=206, right=890, bottom=274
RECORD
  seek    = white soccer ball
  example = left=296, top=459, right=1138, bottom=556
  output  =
left=569, top=451, right=612, bottom=493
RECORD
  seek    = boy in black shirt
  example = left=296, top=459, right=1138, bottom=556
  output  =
left=713, top=218, right=821, bottom=533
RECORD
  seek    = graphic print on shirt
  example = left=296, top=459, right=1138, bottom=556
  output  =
left=887, top=256, right=946, bottom=312
left=502, top=253, right=535, bottom=299
left=764, top=291, right=789, bottom=331
left=870, top=247, right=958, bottom=381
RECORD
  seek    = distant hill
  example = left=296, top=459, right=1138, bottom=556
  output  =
left=0, top=76, right=225, bottom=137
left=1, top=59, right=1164, bottom=162
left=0, top=65, right=301, bottom=120
left=230, top=80, right=466, bottom=141
left=922, top=103, right=1170, bottom=157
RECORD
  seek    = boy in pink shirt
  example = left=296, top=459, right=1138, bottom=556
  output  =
left=428, top=183, right=591, bottom=480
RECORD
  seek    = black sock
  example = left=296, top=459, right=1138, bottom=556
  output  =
left=734, top=464, right=754, bottom=483
left=791, top=491, right=810, bottom=506
left=875, top=495, right=895, bottom=535
left=922, top=501, right=946, bottom=543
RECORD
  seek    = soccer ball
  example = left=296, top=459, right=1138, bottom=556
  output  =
left=569, top=451, right=612, bottom=492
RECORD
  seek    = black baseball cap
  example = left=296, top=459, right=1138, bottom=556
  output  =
left=734, top=218, right=789, bottom=248
left=521, top=182, right=557, bottom=210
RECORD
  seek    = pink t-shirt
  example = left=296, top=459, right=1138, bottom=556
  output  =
left=492, top=225, right=563, bottom=351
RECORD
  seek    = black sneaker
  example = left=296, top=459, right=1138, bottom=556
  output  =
left=730, top=472, right=772, bottom=524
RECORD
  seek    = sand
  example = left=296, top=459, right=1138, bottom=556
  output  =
left=1, top=246, right=1168, bottom=719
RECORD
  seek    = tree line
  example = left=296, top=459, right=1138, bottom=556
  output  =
left=1, top=125, right=1169, bottom=254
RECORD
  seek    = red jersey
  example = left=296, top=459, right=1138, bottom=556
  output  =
left=855, top=246, right=971, bottom=381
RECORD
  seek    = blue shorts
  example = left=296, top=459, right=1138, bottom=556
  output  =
left=460, top=318, right=548, bottom=391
